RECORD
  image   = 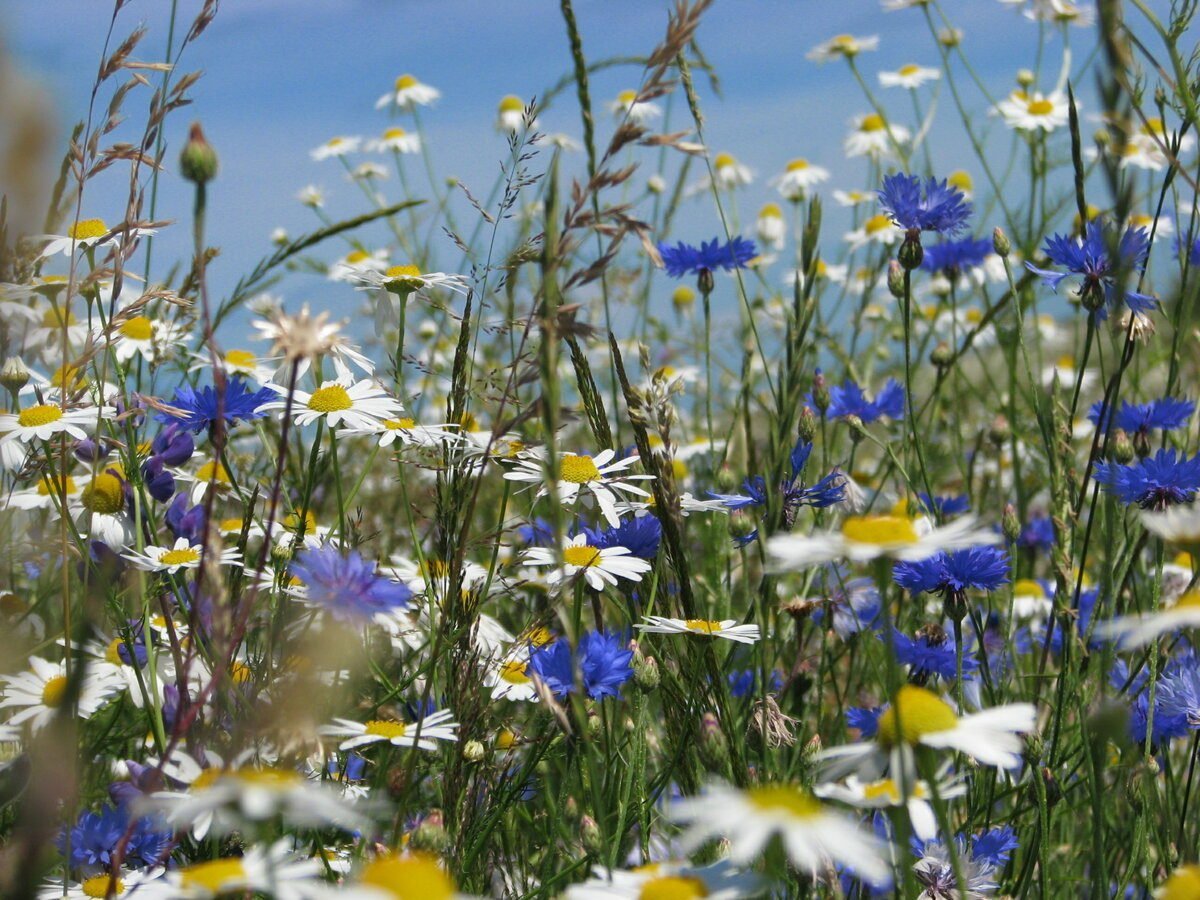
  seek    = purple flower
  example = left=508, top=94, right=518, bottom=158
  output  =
left=1094, top=447, right=1200, bottom=510
left=878, top=173, right=972, bottom=235
left=1026, top=221, right=1156, bottom=319
left=921, top=236, right=992, bottom=275
left=823, top=379, right=905, bottom=423
left=529, top=631, right=634, bottom=701
left=290, top=545, right=412, bottom=622
left=657, top=237, right=757, bottom=279
left=157, top=378, right=275, bottom=434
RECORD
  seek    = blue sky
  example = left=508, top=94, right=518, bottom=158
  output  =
left=3, top=0, right=1115, bottom=329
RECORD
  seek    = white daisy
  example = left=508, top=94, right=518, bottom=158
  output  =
left=134, top=840, right=322, bottom=900
left=365, top=126, right=422, bottom=154
left=189, top=347, right=277, bottom=385
left=311, top=136, right=361, bottom=161
left=258, top=376, right=402, bottom=431
left=710, top=152, right=753, bottom=189
left=328, top=247, right=389, bottom=282
left=845, top=113, right=910, bottom=158
left=351, top=161, right=389, bottom=181
left=0, top=656, right=122, bottom=732
left=0, top=401, right=114, bottom=445
left=109, top=312, right=185, bottom=364
left=522, top=533, right=653, bottom=591
left=73, top=467, right=136, bottom=548
left=668, top=780, right=892, bottom=887
left=833, top=188, right=875, bottom=207
left=814, top=769, right=966, bottom=841
left=807, top=33, right=879, bottom=62
left=484, top=657, right=540, bottom=702
left=320, top=709, right=459, bottom=751
left=1142, top=504, right=1200, bottom=545
left=348, top=263, right=470, bottom=298
left=346, top=414, right=462, bottom=450
left=497, top=95, right=533, bottom=132
left=565, top=860, right=762, bottom=899
left=38, top=218, right=154, bottom=258
left=297, top=184, right=326, bottom=207
left=772, top=158, right=831, bottom=201
left=329, top=853, right=472, bottom=900
left=122, top=537, right=242, bottom=574
left=816, top=684, right=1036, bottom=779
left=608, top=89, right=661, bottom=123
left=375, top=73, right=440, bottom=110
left=634, top=616, right=761, bottom=644
left=845, top=213, right=902, bottom=250
left=756, top=202, right=786, bottom=251
left=502, top=448, right=653, bottom=527
left=879, top=63, right=940, bottom=89
left=37, top=868, right=164, bottom=900
left=995, top=90, right=1070, bottom=132
left=1096, top=589, right=1200, bottom=649
left=1011, top=578, right=1055, bottom=622
left=767, top=514, right=1001, bottom=570
left=6, top=471, right=87, bottom=511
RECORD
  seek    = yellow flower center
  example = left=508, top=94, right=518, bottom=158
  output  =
left=713, top=152, right=735, bottom=170
left=948, top=170, right=973, bottom=192
left=51, top=364, right=84, bottom=390
left=179, top=858, right=247, bottom=892
left=560, top=454, right=602, bottom=484
left=233, top=767, right=301, bottom=789
left=81, top=473, right=124, bottom=515
left=1175, top=591, right=1200, bottom=610
left=640, top=875, right=710, bottom=900
left=786, top=158, right=810, bottom=171
left=383, top=126, right=409, bottom=140
left=41, top=306, right=78, bottom=328
left=1174, top=552, right=1195, bottom=568
left=230, top=661, right=254, bottom=684
left=119, top=316, right=153, bottom=341
left=745, top=784, right=823, bottom=818
left=500, top=660, right=531, bottom=684
left=685, top=619, right=724, bottom=635
left=618, top=89, right=638, bottom=105
left=81, top=875, right=124, bottom=898
left=1159, top=865, right=1200, bottom=900
left=877, top=685, right=959, bottom=747
left=965, top=308, right=983, bottom=324
left=345, top=250, right=370, bottom=264
left=307, top=384, right=353, bottom=413
left=17, top=404, right=64, bottom=428
left=759, top=202, right=783, bottom=219
left=1056, top=354, right=1076, bottom=369
left=36, top=474, right=76, bottom=496
left=384, top=264, right=425, bottom=294
left=365, top=719, right=408, bottom=740
left=285, top=510, right=318, bottom=533
left=195, top=460, right=230, bottom=484
left=860, top=113, right=886, bottom=132
left=158, top=547, right=201, bottom=567
left=396, top=74, right=418, bottom=90
left=225, top=349, right=256, bottom=369
left=861, top=778, right=902, bottom=803
left=459, top=412, right=478, bottom=432
left=67, top=218, right=108, bottom=240
left=829, top=34, right=857, bottom=53
left=672, top=286, right=696, bottom=307
left=361, top=854, right=455, bottom=900
left=841, top=515, right=919, bottom=545
left=499, top=95, right=524, bottom=113
left=524, top=626, right=554, bottom=647
left=41, top=674, right=68, bottom=708
left=563, top=545, right=602, bottom=568
left=1027, top=98, right=1055, bottom=116
left=864, top=214, right=894, bottom=236
left=495, top=727, right=517, bottom=749
left=1014, top=579, right=1045, bottom=597
left=899, top=63, right=921, bottom=76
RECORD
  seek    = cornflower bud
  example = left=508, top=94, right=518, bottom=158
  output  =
left=179, top=122, right=218, bottom=185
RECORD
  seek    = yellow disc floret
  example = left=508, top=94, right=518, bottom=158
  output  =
left=17, top=404, right=64, bottom=429
left=67, top=218, right=108, bottom=240
left=119, top=316, right=154, bottom=341
left=685, top=619, right=724, bottom=635
left=841, top=515, right=920, bottom=545
left=745, top=784, right=823, bottom=818
left=158, top=547, right=201, bottom=568
left=361, top=854, right=455, bottom=900
left=877, top=685, right=958, bottom=747
left=81, top=472, right=124, bottom=515
left=640, top=874, right=710, bottom=900
left=179, top=858, right=247, bottom=893
left=563, top=545, right=602, bottom=568
left=41, top=674, right=68, bottom=708
left=365, top=720, right=409, bottom=740
left=307, top=384, right=353, bottom=413
left=81, top=875, right=124, bottom=898
left=560, top=454, right=602, bottom=484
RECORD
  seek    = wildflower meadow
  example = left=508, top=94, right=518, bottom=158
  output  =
left=3, top=0, right=1200, bottom=896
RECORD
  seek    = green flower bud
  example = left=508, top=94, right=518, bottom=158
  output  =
left=887, top=259, right=905, bottom=298
left=1111, top=429, right=1135, bottom=464
left=992, top=226, right=1011, bottom=258
left=797, top=405, right=817, bottom=443
left=898, top=234, right=924, bottom=271
left=0, top=357, right=30, bottom=396
left=179, top=122, right=218, bottom=185
left=930, top=342, right=954, bottom=370
left=1002, top=503, right=1021, bottom=543
left=580, top=815, right=603, bottom=855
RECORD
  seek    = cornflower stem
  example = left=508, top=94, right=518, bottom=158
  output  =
left=901, top=266, right=935, bottom=503
left=922, top=755, right=969, bottom=900
left=701, top=282, right=715, bottom=448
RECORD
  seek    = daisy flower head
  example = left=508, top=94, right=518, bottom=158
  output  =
left=528, top=630, right=634, bottom=700
left=320, top=708, right=459, bottom=752
left=290, top=544, right=412, bottom=623
left=135, top=840, right=321, bottom=900
left=485, top=656, right=541, bottom=702
left=833, top=188, right=875, bottom=207
left=296, top=184, right=325, bottom=207
left=502, top=448, right=653, bottom=527
left=772, top=157, right=831, bottom=201
left=328, top=247, right=389, bottom=281
left=635, top=616, right=761, bottom=644
left=880, top=63, right=940, bottom=89
left=1094, top=448, right=1200, bottom=510
left=608, top=89, right=661, bottom=123
left=668, top=780, right=892, bottom=887
left=817, top=684, right=1036, bottom=779
left=565, top=860, right=762, bottom=899
left=156, top=378, right=275, bottom=434
left=109, top=312, right=185, bottom=365
left=497, top=94, right=533, bottom=132
left=1158, top=864, right=1200, bottom=900
left=656, top=236, right=756, bottom=282
left=365, top=125, right=421, bottom=154
left=522, top=532, right=652, bottom=591
left=123, top=537, right=242, bottom=574
left=808, top=33, right=880, bottom=63
left=352, top=414, right=462, bottom=450
left=37, top=869, right=164, bottom=900
left=38, top=218, right=155, bottom=258
left=75, top=465, right=136, bottom=548
left=767, top=513, right=1000, bottom=570
left=844, top=213, right=901, bottom=250
left=0, top=400, right=114, bottom=445
left=1096, top=589, right=1200, bottom=649
left=814, top=769, right=966, bottom=841
left=311, top=135, right=361, bottom=161
left=1025, top=221, right=1155, bottom=318
left=756, top=202, right=786, bottom=251
left=376, top=73, right=440, bottom=110
left=348, top=263, right=470, bottom=298
left=190, top=347, right=277, bottom=385
left=845, top=113, right=910, bottom=159
left=995, top=89, right=1070, bottom=132
left=259, top=374, right=402, bottom=431
left=710, top=151, right=754, bottom=190
left=878, top=173, right=973, bottom=237
left=0, top=656, right=122, bottom=732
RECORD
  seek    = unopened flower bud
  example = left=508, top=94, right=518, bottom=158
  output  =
left=715, top=466, right=739, bottom=493
left=580, top=815, right=603, bottom=855
left=930, top=342, right=954, bottom=370
left=632, top=650, right=660, bottom=692
left=463, top=740, right=485, bottom=763
left=179, top=122, right=218, bottom=185
left=647, top=174, right=666, bottom=194
left=844, top=414, right=867, bottom=442
left=797, top=406, right=817, bottom=443
left=0, top=357, right=29, bottom=396
left=698, top=712, right=728, bottom=770
left=898, top=234, right=924, bottom=271
left=988, top=414, right=1011, bottom=446
left=409, top=811, right=448, bottom=853
left=1111, top=428, right=1135, bottom=464
left=812, top=371, right=831, bottom=415
left=887, top=259, right=905, bottom=298
left=728, top=514, right=757, bottom=542
left=1016, top=68, right=1035, bottom=87
left=697, top=267, right=715, bottom=295
left=992, top=226, right=1011, bottom=258
left=1002, top=503, right=1021, bottom=542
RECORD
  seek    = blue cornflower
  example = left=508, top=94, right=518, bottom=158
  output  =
left=921, top=237, right=992, bottom=275
left=707, top=474, right=767, bottom=510
left=1094, top=447, right=1200, bottom=510
left=971, top=827, right=1019, bottom=866
left=911, top=832, right=1002, bottom=899
left=918, top=493, right=970, bottom=517
left=810, top=567, right=882, bottom=638
left=824, top=378, right=905, bottom=423
left=878, top=173, right=973, bottom=236
left=1118, top=654, right=1199, bottom=746
left=57, top=804, right=171, bottom=869
left=1044, top=588, right=1102, bottom=655
left=291, top=545, right=412, bottom=622
left=516, top=517, right=554, bottom=545
left=782, top=438, right=846, bottom=519
left=1017, top=514, right=1055, bottom=553
left=1175, top=233, right=1200, bottom=266
left=165, top=494, right=206, bottom=544
left=727, top=668, right=784, bottom=698
left=124, top=813, right=173, bottom=867
left=893, top=546, right=1010, bottom=604
left=1088, top=397, right=1194, bottom=440
left=846, top=705, right=882, bottom=739
left=156, top=378, right=275, bottom=433
left=579, top=630, right=634, bottom=700
left=583, top=514, right=662, bottom=560
left=1026, top=221, right=1156, bottom=319
left=657, top=236, right=757, bottom=279
left=528, top=639, right=575, bottom=696
left=888, top=626, right=979, bottom=682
